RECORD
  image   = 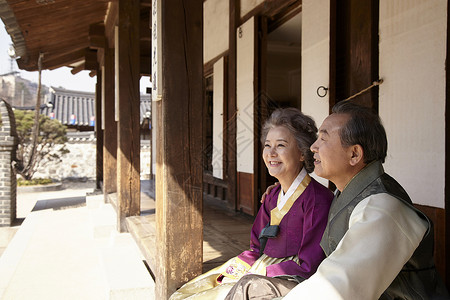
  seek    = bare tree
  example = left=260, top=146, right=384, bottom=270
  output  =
left=13, top=53, right=69, bottom=180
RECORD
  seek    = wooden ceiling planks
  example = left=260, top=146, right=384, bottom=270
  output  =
left=7, top=0, right=109, bottom=70
left=2, top=0, right=151, bottom=74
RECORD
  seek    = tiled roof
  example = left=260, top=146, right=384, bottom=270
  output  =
left=37, top=87, right=151, bottom=128
left=40, top=87, right=95, bottom=127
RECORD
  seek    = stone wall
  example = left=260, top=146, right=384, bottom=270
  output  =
left=0, top=99, right=17, bottom=227
left=32, top=133, right=151, bottom=181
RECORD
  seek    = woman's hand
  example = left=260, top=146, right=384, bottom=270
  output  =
left=260, top=182, right=279, bottom=203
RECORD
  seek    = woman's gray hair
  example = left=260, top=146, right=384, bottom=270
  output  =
left=261, top=107, right=318, bottom=173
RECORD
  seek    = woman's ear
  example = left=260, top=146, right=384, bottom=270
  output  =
left=349, top=145, right=364, bottom=166
left=299, top=152, right=305, bottom=162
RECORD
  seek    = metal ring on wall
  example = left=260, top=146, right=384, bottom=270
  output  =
left=317, top=86, right=328, bottom=98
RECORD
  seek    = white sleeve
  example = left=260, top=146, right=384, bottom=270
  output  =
left=283, top=193, right=427, bottom=300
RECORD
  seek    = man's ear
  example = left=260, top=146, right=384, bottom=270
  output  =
left=349, top=144, right=364, bottom=166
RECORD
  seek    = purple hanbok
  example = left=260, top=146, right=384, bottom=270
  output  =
left=237, top=177, right=333, bottom=279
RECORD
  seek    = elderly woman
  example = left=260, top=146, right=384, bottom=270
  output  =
left=170, top=108, right=333, bottom=300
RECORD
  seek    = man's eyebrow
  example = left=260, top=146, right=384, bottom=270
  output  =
left=319, top=129, right=329, bottom=135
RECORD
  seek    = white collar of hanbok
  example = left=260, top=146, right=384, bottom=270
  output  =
left=278, top=168, right=307, bottom=210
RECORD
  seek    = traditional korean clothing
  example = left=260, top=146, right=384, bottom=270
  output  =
left=169, top=169, right=333, bottom=300
left=226, top=161, right=449, bottom=300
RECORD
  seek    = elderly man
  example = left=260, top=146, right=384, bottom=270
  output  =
left=226, top=101, right=449, bottom=300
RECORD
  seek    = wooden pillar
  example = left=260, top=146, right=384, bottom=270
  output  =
left=226, top=0, right=239, bottom=210
left=103, top=45, right=117, bottom=196
left=155, top=0, right=203, bottom=298
left=333, top=0, right=379, bottom=109
left=116, top=0, right=140, bottom=232
left=95, top=71, right=103, bottom=190
left=445, top=0, right=450, bottom=288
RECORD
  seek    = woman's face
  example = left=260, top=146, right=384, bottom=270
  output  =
left=263, top=126, right=304, bottom=188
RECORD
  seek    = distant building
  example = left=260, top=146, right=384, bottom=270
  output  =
left=0, top=72, right=49, bottom=107
left=14, top=86, right=151, bottom=133
left=41, top=87, right=96, bottom=131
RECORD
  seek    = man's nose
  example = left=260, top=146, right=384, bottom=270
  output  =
left=310, top=140, right=318, bottom=152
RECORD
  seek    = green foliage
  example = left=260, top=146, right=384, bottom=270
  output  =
left=17, top=177, right=53, bottom=186
left=14, top=110, right=69, bottom=180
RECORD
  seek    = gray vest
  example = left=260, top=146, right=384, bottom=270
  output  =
left=320, top=161, right=449, bottom=300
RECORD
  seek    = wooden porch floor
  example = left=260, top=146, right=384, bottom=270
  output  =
left=126, top=180, right=254, bottom=274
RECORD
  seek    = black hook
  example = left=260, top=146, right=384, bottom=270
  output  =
left=317, top=86, right=328, bottom=98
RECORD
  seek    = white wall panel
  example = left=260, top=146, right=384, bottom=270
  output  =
left=236, top=17, right=255, bottom=174
left=301, top=0, right=330, bottom=187
left=379, top=0, right=446, bottom=208
left=204, top=0, right=229, bottom=63
left=240, top=0, right=264, bottom=18
left=212, top=58, right=224, bottom=179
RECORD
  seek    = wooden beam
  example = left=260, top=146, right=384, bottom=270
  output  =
left=140, top=15, right=151, bottom=41
left=90, top=22, right=106, bottom=36
left=43, top=47, right=86, bottom=70
left=85, top=50, right=99, bottom=70
left=70, top=64, right=85, bottom=75
left=103, top=46, right=118, bottom=198
left=155, top=0, right=203, bottom=298
left=140, top=55, right=151, bottom=75
left=96, top=70, right=104, bottom=190
left=90, top=36, right=107, bottom=49
left=445, top=0, right=450, bottom=288
left=70, top=62, right=98, bottom=75
left=105, top=1, right=119, bottom=49
left=89, top=23, right=106, bottom=49
left=240, top=0, right=300, bottom=25
left=44, top=47, right=97, bottom=70
left=116, top=0, right=141, bottom=232
left=226, top=0, right=238, bottom=210
left=140, top=0, right=151, bottom=7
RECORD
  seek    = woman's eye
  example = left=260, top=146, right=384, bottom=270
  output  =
left=264, top=144, right=270, bottom=148
left=277, top=144, right=285, bottom=147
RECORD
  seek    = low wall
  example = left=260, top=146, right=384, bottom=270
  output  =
left=32, top=135, right=151, bottom=181
left=0, top=99, right=17, bottom=227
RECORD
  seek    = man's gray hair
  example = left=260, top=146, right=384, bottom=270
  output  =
left=332, top=101, right=388, bottom=163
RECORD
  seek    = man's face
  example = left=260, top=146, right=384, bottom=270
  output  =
left=310, top=113, right=354, bottom=190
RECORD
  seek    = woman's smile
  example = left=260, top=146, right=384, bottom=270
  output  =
left=263, top=126, right=304, bottom=190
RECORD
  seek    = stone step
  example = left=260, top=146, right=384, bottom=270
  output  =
left=126, top=215, right=156, bottom=272
left=87, top=195, right=116, bottom=241
left=0, top=212, right=40, bottom=298
left=87, top=194, right=155, bottom=299
left=0, top=194, right=154, bottom=299
left=99, top=230, right=155, bottom=299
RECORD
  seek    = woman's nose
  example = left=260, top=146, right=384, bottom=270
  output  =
left=268, top=147, right=277, bottom=156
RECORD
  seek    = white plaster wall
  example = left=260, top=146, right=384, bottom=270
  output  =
left=240, top=0, right=264, bottom=18
left=212, top=58, right=224, bottom=179
left=301, top=0, right=330, bottom=187
left=204, top=0, right=229, bottom=63
left=152, top=101, right=158, bottom=176
left=379, top=0, right=446, bottom=208
left=236, top=17, right=255, bottom=174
